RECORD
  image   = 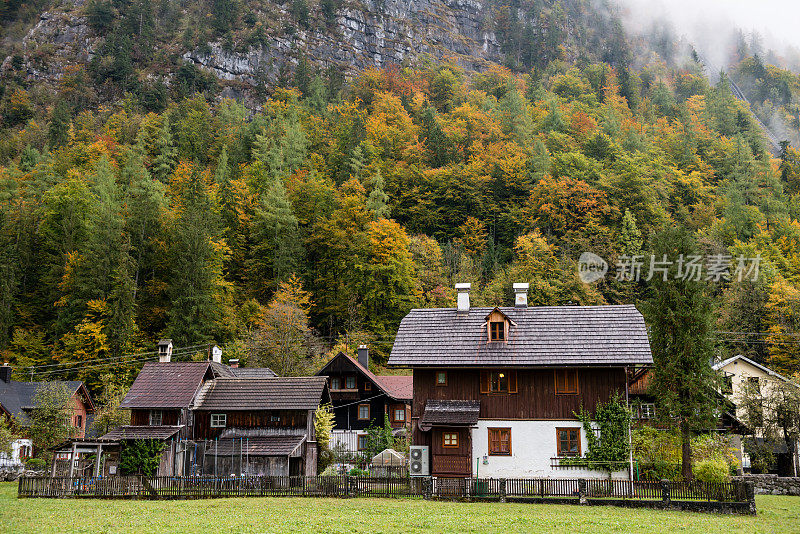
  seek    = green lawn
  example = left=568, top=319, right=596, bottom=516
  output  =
left=2, top=482, right=799, bottom=533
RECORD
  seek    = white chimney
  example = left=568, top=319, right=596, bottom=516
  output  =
left=455, top=283, right=471, bottom=313
left=158, top=339, right=173, bottom=363
left=513, top=283, right=529, bottom=308
left=211, top=345, right=222, bottom=363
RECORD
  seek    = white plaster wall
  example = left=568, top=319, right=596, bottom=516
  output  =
left=0, top=438, right=33, bottom=467
left=471, top=420, right=629, bottom=479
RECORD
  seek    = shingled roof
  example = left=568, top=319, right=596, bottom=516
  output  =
left=120, top=362, right=233, bottom=409
left=194, top=377, right=329, bottom=411
left=100, top=425, right=182, bottom=440
left=317, top=352, right=412, bottom=401
left=212, top=435, right=306, bottom=456
left=388, top=305, right=653, bottom=367
left=420, top=400, right=480, bottom=427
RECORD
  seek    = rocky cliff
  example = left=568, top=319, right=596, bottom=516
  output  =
left=5, top=0, right=503, bottom=97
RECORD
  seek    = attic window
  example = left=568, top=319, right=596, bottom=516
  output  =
left=210, top=414, right=227, bottom=428
left=490, top=321, right=505, bottom=342
left=345, top=376, right=357, bottom=390
left=149, top=410, right=163, bottom=426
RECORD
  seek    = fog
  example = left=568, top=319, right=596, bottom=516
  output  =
left=618, top=0, right=800, bottom=69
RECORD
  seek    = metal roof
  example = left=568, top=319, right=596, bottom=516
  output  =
left=388, top=305, right=653, bottom=367
left=194, top=377, right=329, bottom=411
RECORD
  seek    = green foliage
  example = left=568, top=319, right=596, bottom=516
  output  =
left=575, top=392, right=631, bottom=473
left=27, top=383, right=75, bottom=460
left=119, top=439, right=165, bottom=476
left=645, top=227, right=720, bottom=480
left=0, top=414, right=15, bottom=457
left=693, top=459, right=731, bottom=483
left=25, top=457, right=46, bottom=470
left=744, top=437, right=776, bottom=474
left=364, top=414, right=396, bottom=459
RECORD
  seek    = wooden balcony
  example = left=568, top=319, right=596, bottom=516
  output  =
left=432, top=455, right=470, bottom=476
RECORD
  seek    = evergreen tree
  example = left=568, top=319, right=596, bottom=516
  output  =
left=366, top=171, right=390, bottom=220
left=48, top=101, right=71, bottom=149
left=151, top=119, right=176, bottom=183
left=645, top=227, right=719, bottom=481
left=250, top=180, right=301, bottom=298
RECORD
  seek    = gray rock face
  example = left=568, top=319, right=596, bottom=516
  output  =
left=6, top=0, right=501, bottom=94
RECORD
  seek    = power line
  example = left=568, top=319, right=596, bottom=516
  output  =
left=15, top=343, right=213, bottom=371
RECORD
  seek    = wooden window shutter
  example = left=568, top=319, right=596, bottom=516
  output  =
left=480, top=371, right=489, bottom=394
left=508, top=370, right=517, bottom=393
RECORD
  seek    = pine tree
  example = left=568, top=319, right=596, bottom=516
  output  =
left=151, top=119, right=176, bottom=183
left=619, top=209, right=643, bottom=256
left=48, top=101, right=71, bottom=149
left=250, top=180, right=301, bottom=298
left=645, top=227, right=719, bottom=481
left=366, top=171, right=390, bottom=220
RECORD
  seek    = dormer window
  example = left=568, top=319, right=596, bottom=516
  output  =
left=485, top=307, right=513, bottom=343
left=490, top=321, right=505, bottom=341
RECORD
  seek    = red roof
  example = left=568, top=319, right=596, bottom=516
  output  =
left=376, top=375, right=413, bottom=401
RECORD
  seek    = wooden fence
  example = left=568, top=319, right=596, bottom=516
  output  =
left=18, top=475, right=750, bottom=504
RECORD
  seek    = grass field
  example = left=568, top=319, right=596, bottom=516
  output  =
left=2, top=482, right=799, bottom=533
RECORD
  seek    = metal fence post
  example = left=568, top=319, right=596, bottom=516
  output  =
left=499, top=479, right=507, bottom=503
left=661, top=479, right=670, bottom=504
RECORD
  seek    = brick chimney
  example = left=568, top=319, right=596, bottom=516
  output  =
left=158, top=339, right=173, bottom=363
left=228, top=359, right=239, bottom=369
left=0, top=363, right=11, bottom=383
left=357, top=345, right=369, bottom=370
left=456, top=283, right=471, bottom=313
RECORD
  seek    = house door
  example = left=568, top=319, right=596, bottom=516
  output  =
left=431, top=427, right=471, bottom=476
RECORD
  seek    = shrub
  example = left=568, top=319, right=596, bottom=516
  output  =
left=348, top=467, right=368, bottom=476
left=119, top=440, right=165, bottom=476
left=25, top=458, right=46, bottom=471
left=638, top=460, right=680, bottom=481
left=693, top=458, right=730, bottom=483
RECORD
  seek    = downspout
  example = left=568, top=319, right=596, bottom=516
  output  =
left=625, top=366, right=634, bottom=482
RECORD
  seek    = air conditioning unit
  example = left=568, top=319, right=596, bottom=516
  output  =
left=409, top=446, right=429, bottom=476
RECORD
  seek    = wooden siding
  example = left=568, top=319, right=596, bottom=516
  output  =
left=322, top=356, right=411, bottom=431
left=412, top=368, right=626, bottom=421
left=131, top=409, right=181, bottom=426
left=193, top=410, right=308, bottom=440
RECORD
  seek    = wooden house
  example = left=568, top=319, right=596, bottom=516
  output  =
left=316, top=349, right=412, bottom=455
left=388, top=283, right=654, bottom=479
left=0, top=364, right=95, bottom=452
left=192, top=376, right=330, bottom=476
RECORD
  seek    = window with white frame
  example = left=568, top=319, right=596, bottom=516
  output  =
left=210, top=413, right=227, bottom=428
left=149, top=410, right=163, bottom=426
left=641, top=403, right=656, bottom=419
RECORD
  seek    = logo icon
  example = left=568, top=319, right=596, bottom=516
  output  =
left=578, top=252, right=608, bottom=284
